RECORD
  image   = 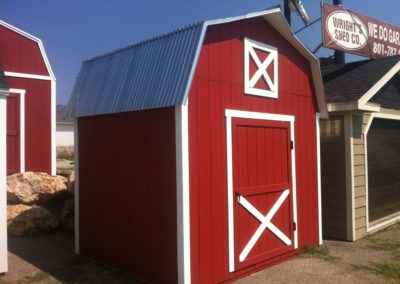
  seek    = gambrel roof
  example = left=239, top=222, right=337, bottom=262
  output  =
left=69, top=7, right=327, bottom=118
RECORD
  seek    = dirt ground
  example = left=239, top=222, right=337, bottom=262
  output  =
left=0, top=224, right=399, bottom=284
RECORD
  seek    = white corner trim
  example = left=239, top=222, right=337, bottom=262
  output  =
left=74, top=119, right=80, bottom=254
left=175, top=104, right=191, bottom=284
left=0, top=95, right=8, bottom=273
left=51, top=80, right=56, bottom=175
left=225, top=109, right=297, bottom=272
left=316, top=113, right=323, bottom=245
left=364, top=112, right=400, bottom=233
left=9, top=88, right=26, bottom=173
left=344, top=114, right=355, bottom=241
left=4, top=71, right=52, bottom=81
left=358, top=60, right=400, bottom=107
left=244, top=38, right=279, bottom=98
left=0, top=20, right=55, bottom=79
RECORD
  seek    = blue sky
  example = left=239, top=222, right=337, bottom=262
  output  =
left=1, top=0, right=399, bottom=104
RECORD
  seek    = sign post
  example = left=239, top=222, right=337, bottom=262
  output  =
left=322, top=4, right=400, bottom=58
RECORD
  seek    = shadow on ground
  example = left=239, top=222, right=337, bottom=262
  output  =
left=1, top=232, right=138, bottom=284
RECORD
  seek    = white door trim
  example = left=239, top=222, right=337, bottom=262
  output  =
left=225, top=109, right=297, bottom=273
left=0, top=93, right=8, bottom=273
left=8, top=88, right=26, bottom=173
left=364, top=112, right=400, bottom=233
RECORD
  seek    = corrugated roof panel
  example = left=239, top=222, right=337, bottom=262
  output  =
left=74, top=23, right=204, bottom=117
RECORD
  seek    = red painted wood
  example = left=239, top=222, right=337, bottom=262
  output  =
left=5, top=77, right=52, bottom=174
left=6, top=94, right=20, bottom=174
left=78, top=108, right=178, bottom=284
left=188, top=18, right=319, bottom=284
left=232, top=118, right=294, bottom=270
left=0, top=25, right=49, bottom=75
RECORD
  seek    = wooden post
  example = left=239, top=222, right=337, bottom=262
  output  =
left=333, top=0, right=346, bottom=64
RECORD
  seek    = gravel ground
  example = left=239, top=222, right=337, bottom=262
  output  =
left=0, top=224, right=399, bottom=284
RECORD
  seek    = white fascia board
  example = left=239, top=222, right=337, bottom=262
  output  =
left=358, top=60, right=400, bottom=107
left=4, top=71, right=52, bottom=81
left=182, top=8, right=327, bottom=117
left=0, top=95, right=8, bottom=273
left=0, top=20, right=55, bottom=80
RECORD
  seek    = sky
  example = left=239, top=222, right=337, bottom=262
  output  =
left=1, top=0, right=400, bottom=105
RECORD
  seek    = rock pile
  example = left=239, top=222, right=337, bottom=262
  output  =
left=6, top=171, right=74, bottom=236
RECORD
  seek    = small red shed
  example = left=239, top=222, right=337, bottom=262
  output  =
left=0, top=20, right=56, bottom=175
left=72, top=7, right=327, bottom=284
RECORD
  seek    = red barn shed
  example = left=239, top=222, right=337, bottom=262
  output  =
left=72, top=7, right=327, bottom=284
left=0, top=20, right=56, bottom=175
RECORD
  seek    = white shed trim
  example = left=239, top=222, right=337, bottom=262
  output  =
left=0, top=92, right=8, bottom=273
left=175, top=104, right=191, bottom=284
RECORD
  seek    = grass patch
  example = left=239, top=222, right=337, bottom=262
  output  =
left=367, top=238, right=400, bottom=257
left=301, top=245, right=339, bottom=262
left=373, top=261, right=400, bottom=282
left=17, top=271, right=52, bottom=283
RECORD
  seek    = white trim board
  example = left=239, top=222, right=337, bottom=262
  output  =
left=358, top=61, right=400, bottom=108
left=316, top=113, right=323, bottom=245
left=0, top=94, right=8, bottom=273
left=225, top=109, right=298, bottom=272
left=8, top=88, right=26, bottom=173
left=363, top=112, right=400, bottom=233
left=175, top=105, right=191, bottom=284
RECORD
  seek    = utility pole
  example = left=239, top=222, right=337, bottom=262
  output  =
left=284, top=0, right=291, bottom=26
left=333, top=0, right=346, bottom=64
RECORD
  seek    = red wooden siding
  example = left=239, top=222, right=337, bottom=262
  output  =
left=188, top=18, right=318, bottom=283
left=0, top=25, right=49, bottom=75
left=6, top=94, right=20, bottom=174
left=5, top=77, right=51, bottom=174
left=78, top=108, right=178, bottom=284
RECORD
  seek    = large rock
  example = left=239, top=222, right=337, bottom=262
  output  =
left=7, top=204, right=59, bottom=236
left=7, top=172, right=68, bottom=205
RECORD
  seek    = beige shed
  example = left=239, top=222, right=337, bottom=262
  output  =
left=321, top=56, right=400, bottom=241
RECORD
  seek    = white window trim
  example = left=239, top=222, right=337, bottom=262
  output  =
left=363, top=112, right=400, bottom=233
left=225, top=109, right=297, bottom=273
left=244, top=38, right=279, bottom=99
left=175, top=104, right=191, bottom=284
left=8, top=88, right=26, bottom=173
left=0, top=93, right=8, bottom=273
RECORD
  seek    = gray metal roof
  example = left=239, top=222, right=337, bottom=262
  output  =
left=71, top=23, right=204, bottom=117
left=69, top=6, right=327, bottom=118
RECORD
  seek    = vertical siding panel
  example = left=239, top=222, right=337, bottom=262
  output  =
left=189, top=18, right=319, bottom=283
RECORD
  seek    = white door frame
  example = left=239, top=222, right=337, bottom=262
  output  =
left=8, top=88, right=26, bottom=173
left=0, top=91, right=9, bottom=273
left=364, top=112, right=400, bottom=233
left=225, top=109, right=298, bottom=273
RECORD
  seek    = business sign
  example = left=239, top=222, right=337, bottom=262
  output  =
left=322, top=4, right=400, bottom=58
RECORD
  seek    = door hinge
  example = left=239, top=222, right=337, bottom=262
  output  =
left=290, top=141, right=294, bottom=149
left=293, top=222, right=297, bottom=231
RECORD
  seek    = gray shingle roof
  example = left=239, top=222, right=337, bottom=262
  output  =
left=322, top=56, right=400, bottom=104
